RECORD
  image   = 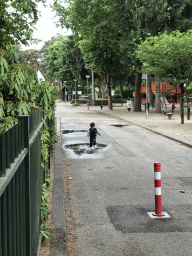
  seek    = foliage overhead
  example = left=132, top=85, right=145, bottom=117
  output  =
left=0, top=45, right=59, bottom=134
left=136, top=30, right=192, bottom=85
left=45, top=34, right=88, bottom=91
left=0, top=0, right=46, bottom=47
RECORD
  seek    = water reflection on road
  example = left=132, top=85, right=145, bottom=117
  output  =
left=62, top=130, right=110, bottom=159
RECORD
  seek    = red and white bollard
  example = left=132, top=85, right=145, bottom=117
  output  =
left=152, top=162, right=165, bottom=216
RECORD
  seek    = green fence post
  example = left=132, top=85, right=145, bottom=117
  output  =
left=18, top=115, right=31, bottom=256
left=0, top=132, right=6, bottom=176
left=12, top=175, right=17, bottom=256
left=2, top=190, right=8, bottom=256
left=0, top=199, right=2, bottom=256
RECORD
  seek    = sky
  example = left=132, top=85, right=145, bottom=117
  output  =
left=22, top=0, right=72, bottom=50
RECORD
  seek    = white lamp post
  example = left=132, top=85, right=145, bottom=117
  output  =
left=86, top=75, right=90, bottom=110
left=74, top=79, right=77, bottom=103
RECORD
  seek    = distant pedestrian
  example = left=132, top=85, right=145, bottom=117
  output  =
left=87, top=122, right=101, bottom=147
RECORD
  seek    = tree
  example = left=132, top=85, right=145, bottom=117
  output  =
left=52, top=0, right=192, bottom=111
left=0, top=0, right=46, bottom=47
left=137, top=30, right=192, bottom=124
left=123, top=0, right=192, bottom=112
left=17, top=48, right=41, bottom=72
left=0, top=44, right=59, bottom=133
left=45, top=35, right=88, bottom=98
left=67, top=0, right=130, bottom=109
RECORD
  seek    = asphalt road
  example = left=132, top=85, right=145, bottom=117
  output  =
left=57, top=103, right=192, bottom=256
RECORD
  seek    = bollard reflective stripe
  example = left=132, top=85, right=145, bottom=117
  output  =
left=154, top=172, right=161, bottom=180
left=152, top=162, right=165, bottom=216
left=155, top=187, right=161, bottom=195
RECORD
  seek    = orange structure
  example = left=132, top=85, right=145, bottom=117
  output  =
left=133, top=83, right=181, bottom=104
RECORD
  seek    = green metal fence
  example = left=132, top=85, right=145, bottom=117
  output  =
left=0, top=107, right=51, bottom=256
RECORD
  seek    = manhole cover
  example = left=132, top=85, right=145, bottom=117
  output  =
left=111, top=124, right=128, bottom=127
left=62, top=130, right=87, bottom=134
left=65, top=143, right=107, bottom=156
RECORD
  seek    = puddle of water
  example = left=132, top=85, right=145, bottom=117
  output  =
left=62, top=130, right=87, bottom=134
left=63, top=141, right=110, bottom=159
left=65, top=143, right=107, bottom=156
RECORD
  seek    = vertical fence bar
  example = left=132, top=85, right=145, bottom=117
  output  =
left=0, top=197, right=2, bottom=256
left=11, top=125, right=15, bottom=163
left=18, top=115, right=31, bottom=255
left=12, top=175, right=17, bottom=256
left=2, top=190, right=8, bottom=256
left=6, top=129, right=11, bottom=169
left=0, top=132, right=6, bottom=176
left=15, top=167, right=21, bottom=255
left=20, top=165, right=24, bottom=256
left=18, top=121, right=24, bottom=152
left=15, top=123, right=19, bottom=157
left=21, top=119, right=24, bottom=150
left=18, top=121, right=21, bottom=154
left=7, top=184, right=13, bottom=256
left=21, top=161, right=26, bottom=256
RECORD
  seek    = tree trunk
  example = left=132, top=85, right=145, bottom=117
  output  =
left=180, top=84, right=184, bottom=124
left=134, top=72, right=142, bottom=112
left=101, top=81, right=104, bottom=99
left=99, top=83, right=102, bottom=98
left=147, top=79, right=153, bottom=106
left=119, top=78, right=123, bottom=98
left=107, top=73, right=113, bottom=110
left=155, top=80, right=161, bottom=113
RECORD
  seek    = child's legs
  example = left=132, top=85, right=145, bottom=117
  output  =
left=90, top=138, right=93, bottom=147
left=93, top=137, right=96, bottom=145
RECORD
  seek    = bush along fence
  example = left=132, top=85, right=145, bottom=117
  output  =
left=0, top=106, right=55, bottom=256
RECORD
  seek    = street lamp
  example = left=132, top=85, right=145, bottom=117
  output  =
left=64, top=81, right=67, bottom=103
left=144, top=63, right=149, bottom=118
left=74, top=79, right=77, bottom=103
left=86, top=75, right=90, bottom=110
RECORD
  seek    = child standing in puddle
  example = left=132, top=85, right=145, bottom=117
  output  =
left=88, top=122, right=101, bottom=147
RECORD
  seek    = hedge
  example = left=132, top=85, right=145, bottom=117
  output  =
left=71, top=98, right=127, bottom=105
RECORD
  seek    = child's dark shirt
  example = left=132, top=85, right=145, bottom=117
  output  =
left=88, top=128, right=100, bottom=138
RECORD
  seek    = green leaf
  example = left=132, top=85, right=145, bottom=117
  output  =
left=0, top=56, right=8, bottom=74
left=43, top=94, right=48, bottom=105
left=41, top=230, right=52, bottom=243
left=0, top=107, right=5, bottom=118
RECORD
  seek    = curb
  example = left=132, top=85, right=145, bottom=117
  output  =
left=49, top=117, right=67, bottom=255
left=94, top=110, right=192, bottom=149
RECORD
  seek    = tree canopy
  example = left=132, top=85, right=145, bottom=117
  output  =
left=52, top=0, right=192, bottom=110
left=137, top=29, right=192, bottom=123
left=0, top=0, right=45, bottom=47
left=45, top=35, right=88, bottom=94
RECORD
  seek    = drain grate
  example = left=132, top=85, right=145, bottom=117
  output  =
left=111, top=124, right=128, bottom=127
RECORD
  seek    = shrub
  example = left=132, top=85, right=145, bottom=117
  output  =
left=94, top=99, right=108, bottom=106
left=112, top=94, right=122, bottom=100
left=112, top=99, right=127, bottom=103
left=123, top=86, right=134, bottom=99
left=114, top=88, right=121, bottom=95
left=72, top=103, right=80, bottom=106
left=78, top=99, right=88, bottom=104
